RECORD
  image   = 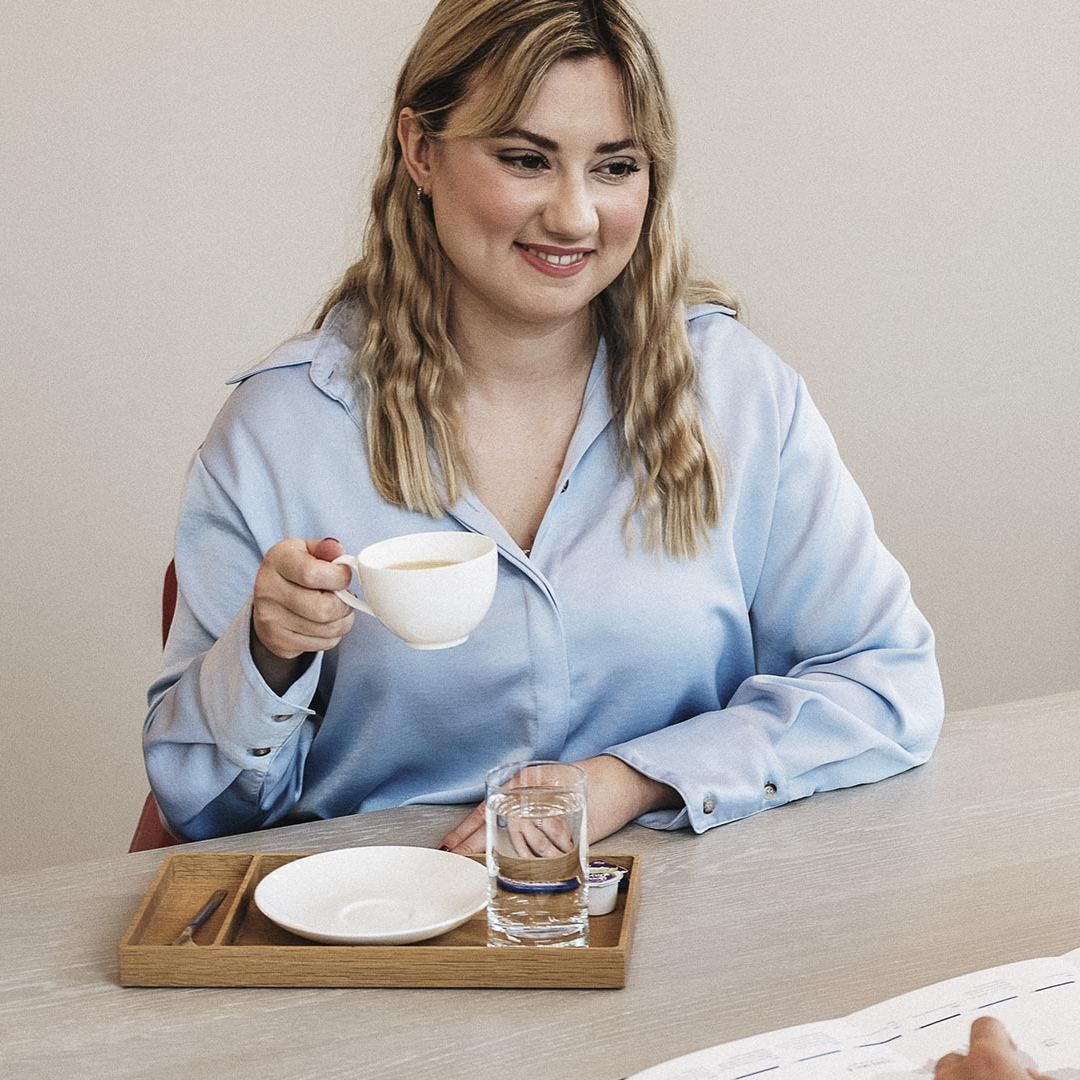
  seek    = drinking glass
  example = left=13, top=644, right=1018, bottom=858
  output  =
left=485, top=760, right=588, bottom=947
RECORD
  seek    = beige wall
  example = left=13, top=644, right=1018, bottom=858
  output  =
left=3, top=1, right=1077, bottom=874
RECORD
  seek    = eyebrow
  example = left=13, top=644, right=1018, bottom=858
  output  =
left=497, top=126, right=637, bottom=155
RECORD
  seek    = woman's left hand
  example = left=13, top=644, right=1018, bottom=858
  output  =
left=436, top=755, right=681, bottom=854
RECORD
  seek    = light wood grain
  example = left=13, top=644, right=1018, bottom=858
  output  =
left=117, top=852, right=638, bottom=988
left=2, top=691, right=1079, bottom=1080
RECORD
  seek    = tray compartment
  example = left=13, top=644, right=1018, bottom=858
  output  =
left=219, top=853, right=310, bottom=947
left=122, top=852, right=253, bottom=947
left=120, top=850, right=639, bottom=989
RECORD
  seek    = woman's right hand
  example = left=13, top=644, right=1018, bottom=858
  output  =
left=250, top=537, right=355, bottom=691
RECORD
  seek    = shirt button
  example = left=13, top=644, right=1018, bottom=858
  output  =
left=702, top=796, right=717, bottom=814
left=250, top=747, right=272, bottom=757
left=271, top=714, right=293, bottom=723
left=764, top=782, right=778, bottom=797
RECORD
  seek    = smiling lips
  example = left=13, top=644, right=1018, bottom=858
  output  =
left=515, top=242, right=592, bottom=277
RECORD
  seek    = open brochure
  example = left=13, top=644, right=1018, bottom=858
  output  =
left=630, top=948, right=1080, bottom=1079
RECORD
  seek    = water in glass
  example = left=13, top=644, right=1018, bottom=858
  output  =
left=486, top=785, right=588, bottom=947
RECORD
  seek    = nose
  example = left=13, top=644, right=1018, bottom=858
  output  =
left=541, top=174, right=599, bottom=241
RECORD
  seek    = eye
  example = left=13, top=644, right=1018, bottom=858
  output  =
left=595, top=158, right=643, bottom=180
left=498, top=152, right=549, bottom=172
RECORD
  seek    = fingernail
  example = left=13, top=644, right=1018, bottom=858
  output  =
left=322, top=537, right=340, bottom=544
left=437, top=844, right=452, bottom=852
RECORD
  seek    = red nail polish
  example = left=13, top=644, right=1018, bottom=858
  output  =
left=438, top=844, right=452, bottom=852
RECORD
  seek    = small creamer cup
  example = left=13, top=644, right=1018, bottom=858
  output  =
left=332, top=531, right=497, bottom=649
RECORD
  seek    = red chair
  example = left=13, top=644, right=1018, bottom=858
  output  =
left=129, top=561, right=182, bottom=852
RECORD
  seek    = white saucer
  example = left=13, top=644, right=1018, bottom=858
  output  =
left=253, top=846, right=488, bottom=945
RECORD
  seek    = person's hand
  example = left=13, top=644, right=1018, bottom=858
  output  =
left=250, top=537, right=354, bottom=691
left=436, top=754, right=680, bottom=854
left=934, top=1018, right=1051, bottom=1080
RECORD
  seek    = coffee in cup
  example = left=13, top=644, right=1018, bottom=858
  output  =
left=333, top=532, right=497, bottom=649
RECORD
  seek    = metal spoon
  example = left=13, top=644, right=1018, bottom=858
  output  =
left=171, top=889, right=227, bottom=946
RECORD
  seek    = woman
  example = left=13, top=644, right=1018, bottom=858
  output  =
left=145, top=0, right=943, bottom=845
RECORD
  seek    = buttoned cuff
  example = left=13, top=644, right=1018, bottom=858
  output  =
left=199, top=596, right=321, bottom=771
left=604, top=709, right=789, bottom=833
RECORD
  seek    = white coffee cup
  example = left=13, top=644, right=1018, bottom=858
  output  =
left=332, top=532, right=497, bottom=649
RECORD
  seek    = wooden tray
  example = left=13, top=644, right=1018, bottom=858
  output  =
left=119, top=850, right=640, bottom=988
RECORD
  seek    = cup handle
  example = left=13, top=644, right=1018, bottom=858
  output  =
left=331, top=554, right=376, bottom=617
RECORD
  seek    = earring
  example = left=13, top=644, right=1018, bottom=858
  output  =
left=416, top=185, right=426, bottom=203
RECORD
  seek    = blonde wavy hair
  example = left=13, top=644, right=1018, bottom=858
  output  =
left=316, top=0, right=738, bottom=556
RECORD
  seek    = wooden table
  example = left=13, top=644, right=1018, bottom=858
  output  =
left=3, top=692, right=1079, bottom=1079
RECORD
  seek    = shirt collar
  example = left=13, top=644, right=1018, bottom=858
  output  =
left=226, top=303, right=360, bottom=424
left=226, top=307, right=615, bottom=498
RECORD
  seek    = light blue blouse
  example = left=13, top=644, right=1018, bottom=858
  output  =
left=144, top=304, right=943, bottom=841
